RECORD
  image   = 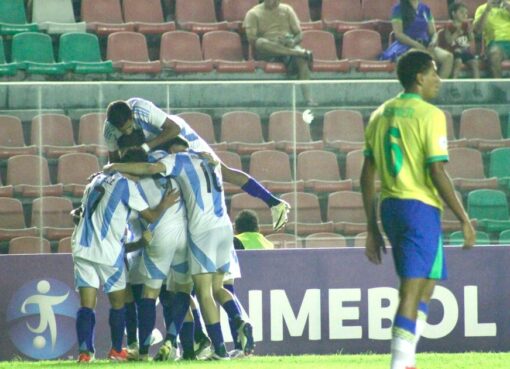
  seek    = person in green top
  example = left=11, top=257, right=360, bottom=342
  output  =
left=234, top=210, right=274, bottom=250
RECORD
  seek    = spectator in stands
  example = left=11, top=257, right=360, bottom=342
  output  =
left=243, top=0, right=317, bottom=106
left=233, top=210, right=274, bottom=250
left=473, top=0, right=510, bottom=78
left=445, top=2, right=480, bottom=79
left=380, top=0, right=454, bottom=79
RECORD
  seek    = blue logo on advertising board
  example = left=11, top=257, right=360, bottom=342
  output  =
left=6, top=278, right=79, bottom=359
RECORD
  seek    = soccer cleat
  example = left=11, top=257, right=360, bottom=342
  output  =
left=271, top=200, right=291, bottom=231
left=126, top=342, right=139, bottom=361
left=229, top=349, right=246, bottom=359
left=194, top=334, right=212, bottom=360
left=237, top=321, right=255, bottom=356
left=77, top=351, right=94, bottom=363
left=107, top=348, right=128, bottom=361
left=154, top=340, right=180, bottom=361
left=207, top=346, right=230, bottom=361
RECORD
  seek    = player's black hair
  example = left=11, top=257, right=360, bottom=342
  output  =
left=400, top=0, right=416, bottom=30
left=120, top=147, right=148, bottom=163
left=448, top=2, right=467, bottom=18
left=235, top=210, right=260, bottom=233
left=118, top=129, right=145, bottom=149
left=167, top=136, right=190, bottom=150
left=106, top=100, right=132, bottom=128
left=397, top=50, right=434, bottom=90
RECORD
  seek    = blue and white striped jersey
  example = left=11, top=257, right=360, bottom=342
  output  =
left=72, top=172, right=149, bottom=266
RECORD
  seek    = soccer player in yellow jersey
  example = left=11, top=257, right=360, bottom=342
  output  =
left=360, top=50, right=476, bottom=369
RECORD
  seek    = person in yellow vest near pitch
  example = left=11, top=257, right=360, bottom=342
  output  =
left=233, top=210, right=274, bottom=250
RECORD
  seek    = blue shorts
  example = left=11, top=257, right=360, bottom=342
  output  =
left=381, top=198, right=446, bottom=280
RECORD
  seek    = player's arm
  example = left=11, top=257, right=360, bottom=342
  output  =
left=108, top=150, right=121, bottom=163
left=360, top=156, right=385, bottom=264
left=428, top=162, right=475, bottom=249
left=139, top=188, right=180, bottom=223
left=125, top=230, right=152, bottom=253
left=103, top=161, right=166, bottom=176
left=144, top=117, right=181, bottom=151
left=392, top=19, right=426, bottom=50
left=473, top=2, right=494, bottom=34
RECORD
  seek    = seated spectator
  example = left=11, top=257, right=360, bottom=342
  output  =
left=243, top=0, right=316, bottom=106
left=380, top=0, right=454, bottom=78
left=234, top=210, right=274, bottom=250
left=473, top=0, right=510, bottom=78
left=445, top=2, right=480, bottom=79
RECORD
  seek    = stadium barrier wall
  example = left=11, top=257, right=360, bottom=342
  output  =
left=0, top=246, right=508, bottom=361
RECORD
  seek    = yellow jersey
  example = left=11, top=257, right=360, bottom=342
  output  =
left=474, top=4, right=510, bottom=45
left=364, top=93, right=448, bottom=210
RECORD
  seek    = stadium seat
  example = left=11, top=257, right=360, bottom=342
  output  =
left=12, top=32, right=68, bottom=75
left=447, top=148, right=498, bottom=191
left=81, top=0, right=135, bottom=35
left=427, top=0, right=450, bottom=21
left=280, top=192, right=333, bottom=235
left=361, top=0, right=393, bottom=39
left=31, top=196, right=74, bottom=240
left=177, top=112, right=227, bottom=151
left=441, top=190, right=468, bottom=232
left=249, top=150, right=305, bottom=193
left=459, top=108, right=510, bottom=151
left=0, top=198, right=38, bottom=242
left=344, top=149, right=380, bottom=189
left=6, top=155, right=63, bottom=197
left=467, top=189, right=510, bottom=233
left=0, top=115, right=37, bottom=158
left=296, top=150, right=353, bottom=193
left=59, top=33, right=114, bottom=75
left=57, top=152, right=100, bottom=196
left=0, top=37, right=19, bottom=76
left=31, top=0, right=86, bottom=34
left=268, top=111, right=324, bottom=154
left=341, top=29, right=395, bottom=72
left=0, top=0, right=38, bottom=35
left=304, top=232, right=347, bottom=248
left=175, top=0, right=228, bottom=34
left=78, top=112, right=108, bottom=157
left=221, top=0, right=258, bottom=31
left=57, top=236, right=72, bottom=253
left=489, top=148, right=510, bottom=188
left=202, top=31, right=255, bottom=73
left=0, top=173, right=14, bottom=198
left=327, top=191, right=367, bottom=235
left=160, top=31, right=214, bottom=73
left=122, top=0, right=176, bottom=35
left=230, top=192, right=273, bottom=234
left=321, top=0, right=366, bottom=34
left=106, top=32, right=161, bottom=74
left=282, top=0, right=323, bottom=31
left=442, top=109, right=468, bottom=148
left=301, top=30, right=350, bottom=72
left=215, top=150, right=243, bottom=194
left=499, top=229, right=510, bottom=245
left=353, top=232, right=391, bottom=248
left=265, top=233, right=302, bottom=248
left=31, top=114, right=86, bottom=158
left=448, top=230, right=491, bottom=246
left=9, top=236, right=51, bottom=254
left=322, top=109, right=365, bottom=152
left=220, top=111, right=276, bottom=155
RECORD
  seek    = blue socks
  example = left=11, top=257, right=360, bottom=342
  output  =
left=109, top=307, right=126, bottom=352
left=76, top=307, right=95, bottom=353
left=179, top=321, right=195, bottom=354
left=241, top=177, right=280, bottom=207
left=167, top=292, right=191, bottom=346
left=159, top=289, right=175, bottom=339
left=137, top=298, right=156, bottom=355
left=205, top=322, right=225, bottom=355
left=125, top=302, right=138, bottom=346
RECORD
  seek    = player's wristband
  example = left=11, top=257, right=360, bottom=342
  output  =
left=141, top=143, right=150, bottom=153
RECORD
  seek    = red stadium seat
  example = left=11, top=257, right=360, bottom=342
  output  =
left=327, top=191, right=367, bottom=235
left=6, top=155, right=63, bottom=197
left=305, top=232, right=347, bottom=248
left=220, top=111, right=276, bottom=155
left=265, top=233, right=302, bottom=248
left=447, top=148, right=498, bottom=191
left=249, top=150, right=304, bottom=193
left=322, top=0, right=375, bottom=34
left=301, top=30, right=350, bottom=72
left=175, top=0, right=228, bottom=34
left=297, top=150, right=352, bottom=193
left=78, top=112, right=108, bottom=157
left=221, top=0, right=258, bottom=31
left=361, top=0, right=394, bottom=39
left=280, top=192, right=333, bottom=235
left=57, top=153, right=100, bottom=196
left=106, top=32, right=161, bottom=74
left=442, top=109, right=468, bottom=148
left=58, top=236, right=72, bottom=253
left=9, top=236, right=51, bottom=254
left=459, top=108, right=510, bottom=151
left=341, top=29, right=395, bottom=72
left=322, top=109, right=365, bottom=152
left=160, top=31, right=214, bottom=72
left=0, top=115, right=37, bottom=159
left=81, top=0, right=135, bottom=35
left=230, top=192, right=273, bottom=234
left=177, top=112, right=227, bottom=151
left=202, top=31, right=255, bottom=73
left=215, top=150, right=243, bottom=194
left=427, top=0, right=450, bottom=21
left=0, top=173, right=13, bottom=198
left=268, top=111, right=324, bottom=154
left=282, top=0, right=323, bottom=30
left=31, top=196, right=74, bottom=240
left=122, top=0, right=176, bottom=35
left=0, top=197, right=38, bottom=242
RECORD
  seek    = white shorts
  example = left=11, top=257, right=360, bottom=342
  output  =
left=73, top=257, right=126, bottom=293
left=126, top=250, right=145, bottom=285
left=138, top=223, right=189, bottom=289
left=188, top=225, right=233, bottom=275
left=225, top=247, right=241, bottom=280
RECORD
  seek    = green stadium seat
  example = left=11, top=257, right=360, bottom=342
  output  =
left=59, top=33, right=113, bottom=74
left=0, top=37, right=18, bottom=76
left=499, top=229, right=510, bottom=245
left=12, top=32, right=68, bottom=75
left=489, top=148, right=510, bottom=188
left=0, top=0, right=38, bottom=35
left=467, top=189, right=510, bottom=233
left=448, top=230, right=491, bottom=246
